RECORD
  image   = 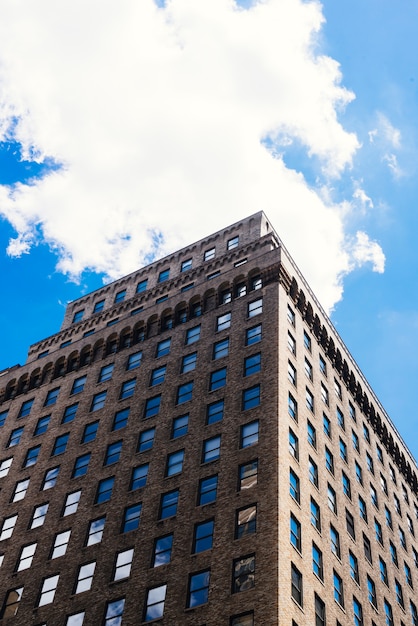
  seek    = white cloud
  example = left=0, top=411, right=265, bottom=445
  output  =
left=368, top=112, right=404, bottom=179
left=347, top=231, right=385, bottom=274
left=0, top=0, right=382, bottom=312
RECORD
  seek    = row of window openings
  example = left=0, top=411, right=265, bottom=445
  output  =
left=71, top=237, right=242, bottom=323
left=287, top=357, right=345, bottom=404
left=291, top=561, right=417, bottom=626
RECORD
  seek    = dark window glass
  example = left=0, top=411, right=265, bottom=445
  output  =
left=160, top=490, right=179, bottom=519
left=95, top=477, right=115, bottom=503
left=193, top=520, right=214, bottom=553
left=82, top=421, right=99, bottom=443
left=172, top=414, right=189, bottom=438
left=198, top=475, right=218, bottom=505
left=242, top=385, right=260, bottom=410
left=105, top=441, right=122, bottom=466
left=52, top=433, right=69, bottom=456
left=244, top=353, right=261, bottom=376
left=112, top=407, right=130, bottom=431
left=233, top=555, right=255, bottom=593
left=152, top=535, right=173, bottom=567
left=62, top=403, right=78, bottom=423
left=138, top=428, right=155, bottom=452
left=122, top=503, right=141, bottom=532
left=130, top=464, right=149, bottom=490
left=34, top=415, right=50, bottom=436
left=246, top=324, right=262, bottom=345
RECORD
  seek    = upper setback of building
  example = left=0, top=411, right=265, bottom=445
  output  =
left=0, top=210, right=417, bottom=488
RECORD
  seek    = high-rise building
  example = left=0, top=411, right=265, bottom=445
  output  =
left=0, top=211, right=417, bottom=626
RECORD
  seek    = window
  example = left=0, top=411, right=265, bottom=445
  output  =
left=363, top=533, right=373, bottom=563
left=16, top=542, right=37, bottom=571
left=355, top=461, right=363, bottom=485
left=289, top=429, right=299, bottom=459
left=172, top=414, right=189, bottom=438
left=95, top=477, right=114, bottom=504
left=186, top=325, right=201, bottom=344
left=63, top=491, right=81, bottom=516
left=399, top=526, right=407, bottom=550
left=248, top=298, right=262, bottom=317
left=405, top=561, right=413, bottom=587
left=52, top=433, right=69, bottom=456
left=0, top=587, right=24, bottom=618
left=71, top=376, right=86, bottom=395
left=389, top=540, right=397, bottom=564
left=231, top=613, right=254, bottom=626
left=122, top=503, right=142, bottom=532
left=104, top=598, right=125, bottom=625
left=202, top=436, right=221, bottom=463
left=319, top=355, right=327, bottom=375
left=93, top=299, right=105, bottom=313
left=113, top=549, right=134, bottom=582
left=137, top=278, right=148, bottom=293
left=346, top=509, right=356, bottom=539
left=384, top=599, right=394, bottom=626
left=72, top=453, right=91, bottom=478
left=310, top=498, right=321, bottom=531
left=180, top=257, right=193, bottom=272
left=50, top=529, right=71, bottom=559
left=333, top=570, right=344, bottom=607
left=86, top=517, right=105, bottom=546
left=18, top=398, right=34, bottom=417
left=228, top=235, right=239, bottom=250
left=127, top=351, right=142, bottom=372
left=304, top=357, right=313, bottom=380
left=394, top=493, right=401, bottom=514
left=411, top=601, right=418, bottom=626
left=321, top=383, right=328, bottom=405
left=289, top=468, right=300, bottom=503
left=90, top=391, right=107, bottom=411
left=289, top=513, right=301, bottom=551
left=210, top=367, right=227, bottom=391
left=105, top=441, right=122, bottom=466
left=342, top=471, right=351, bottom=499
left=303, top=330, right=311, bottom=351
left=8, top=426, right=24, bottom=447
left=66, top=613, right=85, bottom=626
left=307, top=421, right=316, bottom=448
left=12, top=478, right=30, bottom=502
left=180, top=352, right=197, bottom=375
left=233, top=555, right=255, bottom=593
left=72, top=309, right=84, bottom=323
left=353, top=597, right=363, bottom=626
left=138, top=428, right=155, bottom=452
left=349, top=551, right=359, bottom=583
left=144, top=584, right=167, bottom=621
left=82, top=421, right=99, bottom=443
left=114, top=289, right=126, bottom=304
left=153, top=534, right=173, bottom=566
left=193, top=520, right=214, bottom=553
left=323, top=413, right=331, bottom=438
left=75, top=561, right=96, bottom=594
left=288, top=331, right=296, bottom=354
left=306, top=388, right=314, bottom=412
left=241, top=421, right=259, bottom=448
left=239, top=460, right=258, bottom=490
left=244, top=353, right=261, bottom=377
left=380, top=556, right=389, bottom=585
left=24, top=445, right=41, bottom=468
left=291, top=563, right=303, bottom=606
left=0, top=514, right=18, bottom=541
left=217, top=312, right=231, bottom=331
left=315, top=594, right=326, bottom=626
left=312, top=543, right=323, bottom=579
left=339, top=438, right=348, bottom=463
left=358, top=496, right=368, bottom=523
left=99, top=364, right=114, bottom=382
left=150, top=366, right=166, bottom=387
left=330, top=525, right=340, bottom=557
left=0, top=457, right=12, bottom=477
left=42, top=466, right=59, bottom=490
left=236, top=504, right=257, bottom=538
left=325, top=447, right=334, bottom=474
left=38, top=574, right=59, bottom=606
left=242, top=385, right=260, bottom=410
left=130, top=464, right=149, bottom=490
left=158, top=268, right=170, bottom=282
left=328, top=484, right=337, bottom=514
left=62, top=403, right=78, bottom=423
left=176, top=381, right=193, bottom=404
left=363, top=422, right=370, bottom=442
left=34, top=415, right=50, bottom=435
left=213, top=339, right=228, bottom=361
left=395, top=578, right=404, bottom=608
left=246, top=324, right=262, bottom=345
left=288, top=361, right=296, bottom=385
left=309, top=457, right=319, bottom=487
left=337, top=407, right=345, bottom=429
left=166, top=450, right=184, bottom=476
left=352, top=430, right=360, bottom=452
left=370, top=484, right=379, bottom=509
left=414, top=545, right=418, bottom=568
left=376, top=443, right=384, bottom=463
left=287, top=304, right=295, bottom=325
left=407, top=514, right=415, bottom=535
left=30, top=503, right=48, bottom=528
left=160, top=490, right=179, bottom=519
left=144, top=395, right=161, bottom=418
left=367, top=575, right=378, bottom=608
left=198, top=475, right=218, bottom=505
left=380, top=473, right=388, bottom=495
left=375, top=517, right=383, bottom=544
left=113, top=407, right=130, bottom=431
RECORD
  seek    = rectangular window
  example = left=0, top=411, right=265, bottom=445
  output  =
left=334, top=378, right=342, bottom=399
left=172, top=414, right=189, bottom=438
left=31, top=503, right=49, bottom=528
left=328, top=483, right=337, bottom=514
left=227, top=236, right=239, bottom=250
left=307, top=421, right=316, bottom=448
left=330, top=525, right=340, bottom=557
left=62, top=403, right=78, bottom=423
left=305, top=357, right=313, bottom=380
left=350, top=551, right=360, bottom=583
left=198, top=475, right=218, bottom=505
left=38, top=574, right=59, bottom=606
left=0, top=457, right=12, bottom=477
left=138, top=428, right=155, bottom=452
left=24, top=445, right=41, bottom=467
left=325, top=447, right=334, bottom=474
left=367, top=575, right=378, bottom=608
left=405, top=561, right=413, bottom=586
left=303, top=330, right=311, bottom=351
left=339, top=438, right=348, bottom=463
left=8, top=426, right=24, bottom=447
left=355, top=461, right=363, bottom=485
left=342, top=471, right=351, bottom=499
left=352, top=430, right=360, bottom=452
left=363, top=533, right=373, bottom=563
left=1, top=587, right=23, bottom=618
left=202, top=436, right=221, bottom=463
left=144, top=584, right=167, bottom=621
left=72, top=453, right=91, bottom=478
left=384, top=599, right=394, bottom=626
left=34, top=415, right=50, bottom=435
left=75, top=561, right=96, bottom=593
left=63, top=491, right=81, bottom=516
left=374, top=518, right=383, bottom=544
left=217, top=312, right=231, bottom=331
left=289, top=429, right=299, bottom=459
left=288, top=361, right=296, bottom=385
left=104, top=441, right=122, bottom=466
left=123, top=503, right=142, bottom=532
left=186, top=325, right=201, bottom=345
left=137, top=278, right=148, bottom=293
left=0, top=514, right=18, bottom=540
left=291, top=563, right=303, bottom=606
left=206, top=399, right=224, bottom=424
left=160, top=490, right=179, bottom=518
left=113, top=407, right=130, bottom=431
left=86, top=517, right=105, bottom=546
left=337, top=407, right=345, bottom=429
left=213, top=339, right=229, bottom=360
left=315, top=594, right=326, bottom=626
left=310, top=497, right=321, bottom=531
left=380, top=556, right=389, bottom=585
left=371, top=484, right=379, bottom=509
left=93, top=299, right=105, bottom=313
left=236, top=504, right=257, bottom=538
left=181, top=352, right=197, bottom=373
left=90, top=391, right=107, bottom=411
left=241, top=421, right=259, bottom=448
left=42, top=466, right=60, bottom=490
left=52, top=433, right=69, bottom=456
left=71, top=376, right=86, bottom=395
left=18, top=398, right=34, bottom=417
left=12, top=478, right=30, bottom=502
left=411, top=601, right=418, bottom=626
left=82, top=421, right=99, bottom=443
left=289, top=468, right=300, bottom=503
left=320, top=383, right=328, bottom=405
left=287, top=304, right=295, bottom=326
left=210, top=367, right=227, bottom=391
left=309, top=457, right=319, bottom=487
left=152, top=534, right=173, bottom=566
left=51, top=530, right=71, bottom=559
left=246, top=324, right=262, bottom=345
left=176, top=381, right=193, bottom=404
left=166, top=450, right=184, bottom=476
left=17, top=542, right=37, bottom=571
left=288, top=331, right=296, bottom=354
left=193, top=520, right=214, bottom=553
left=306, top=388, right=314, bottom=412
left=99, top=364, right=114, bottom=382
left=239, top=460, right=258, bottom=490
left=130, top=463, right=149, bottom=490
left=290, top=514, right=301, bottom=551
left=127, top=351, right=142, bottom=370
left=113, top=549, right=134, bottom=582
left=95, top=477, right=114, bottom=504
left=353, top=597, right=363, bottom=626
left=104, top=599, right=125, bottom=625
left=181, top=258, right=192, bottom=272
left=150, top=366, right=166, bottom=387
left=248, top=298, right=262, bottom=318
left=359, top=495, right=368, bottom=522
left=395, top=579, right=404, bottom=608
left=233, top=555, right=255, bottom=593
left=319, top=355, right=327, bottom=375
left=242, top=385, right=260, bottom=410
left=114, top=289, right=126, bottom=303
left=158, top=268, right=170, bottom=282
left=346, top=509, right=356, bottom=539
left=144, top=395, right=161, bottom=418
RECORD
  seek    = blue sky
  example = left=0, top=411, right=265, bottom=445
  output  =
left=0, top=0, right=417, bottom=459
